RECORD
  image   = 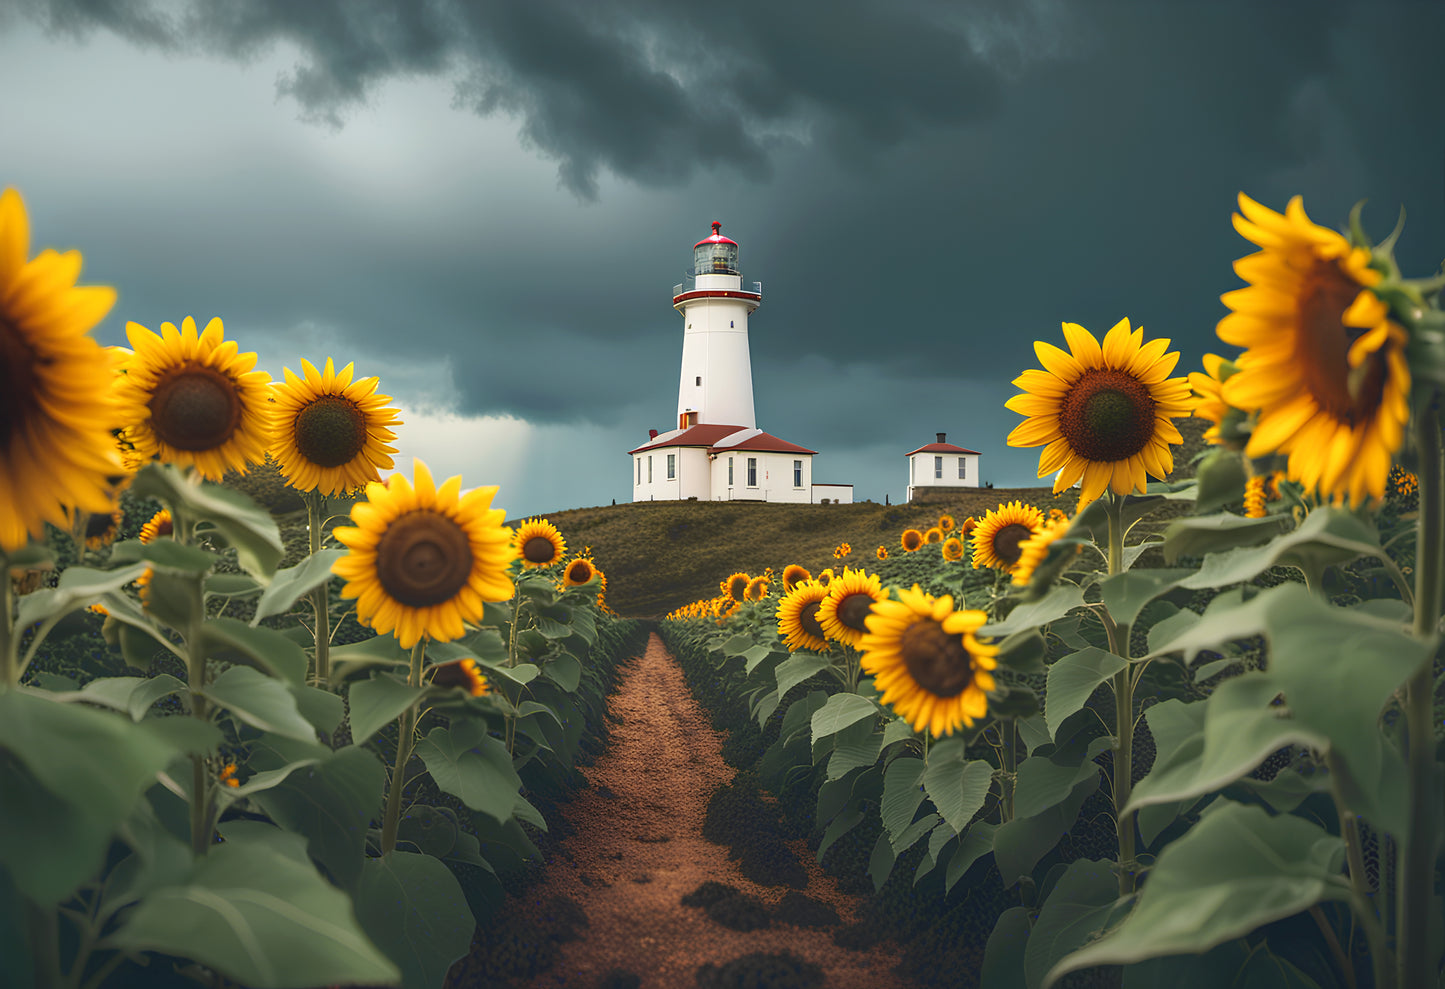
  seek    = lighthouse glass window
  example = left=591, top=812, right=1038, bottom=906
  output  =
left=694, top=242, right=739, bottom=276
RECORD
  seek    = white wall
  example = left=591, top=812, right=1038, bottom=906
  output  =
left=908, top=453, right=981, bottom=499
left=812, top=484, right=853, bottom=504
left=710, top=451, right=812, bottom=502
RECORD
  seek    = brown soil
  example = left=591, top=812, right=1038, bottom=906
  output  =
left=511, top=633, right=917, bottom=988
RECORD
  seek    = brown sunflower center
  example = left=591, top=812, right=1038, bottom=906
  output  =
left=568, top=561, right=593, bottom=583
left=294, top=396, right=367, bottom=468
left=1296, top=259, right=1386, bottom=423
left=903, top=532, right=922, bottom=550
left=1058, top=368, right=1156, bottom=462
left=148, top=363, right=242, bottom=452
left=0, top=316, right=39, bottom=451
left=729, top=578, right=748, bottom=600
left=376, top=510, right=474, bottom=607
left=522, top=535, right=559, bottom=563
left=800, top=600, right=826, bottom=640
left=990, top=524, right=1033, bottom=566
left=900, top=620, right=976, bottom=698
left=85, top=512, right=117, bottom=539
left=837, top=592, right=874, bottom=632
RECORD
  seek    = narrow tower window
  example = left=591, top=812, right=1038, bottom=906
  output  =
left=730, top=320, right=734, bottom=327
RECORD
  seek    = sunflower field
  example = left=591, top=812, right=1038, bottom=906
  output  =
left=0, top=187, right=645, bottom=987
left=663, top=194, right=1445, bottom=988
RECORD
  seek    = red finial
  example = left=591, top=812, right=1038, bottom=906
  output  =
left=711, top=221, right=721, bottom=235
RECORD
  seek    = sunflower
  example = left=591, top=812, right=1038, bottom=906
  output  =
left=1011, top=515, right=1075, bottom=587
left=513, top=518, right=566, bottom=569
left=429, top=657, right=489, bottom=697
left=941, top=537, right=964, bottom=562
left=1006, top=318, right=1193, bottom=508
left=0, top=188, right=123, bottom=551
left=816, top=567, right=886, bottom=648
left=1391, top=466, right=1418, bottom=499
left=938, top=514, right=955, bottom=532
left=218, top=763, right=240, bottom=789
left=83, top=504, right=123, bottom=550
left=138, top=508, right=174, bottom=544
left=815, top=567, right=835, bottom=588
left=134, top=567, right=152, bottom=608
left=1266, top=470, right=1287, bottom=501
left=924, top=527, right=943, bottom=544
left=332, top=460, right=516, bottom=649
left=900, top=529, right=924, bottom=552
left=562, top=555, right=596, bottom=587
left=1188, top=353, right=1241, bottom=447
left=776, top=581, right=832, bottom=653
left=1244, top=475, right=1267, bottom=518
left=876, top=545, right=888, bottom=560
left=717, top=598, right=740, bottom=622
left=112, top=317, right=273, bottom=481
left=833, top=542, right=852, bottom=559
left=859, top=585, right=998, bottom=738
left=959, top=517, right=977, bottom=539
left=269, top=357, right=402, bottom=496
left=723, top=572, right=750, bottom=602
left=593, top=566, right=609, bottom=608
left=1217, top=194, right=1410, bottom=505
left=744, top=576, right=770, bottom=601
left=88, top=603, right=109, bottom=616
left=971, top=501, right=1045, bottom=573
left=782, top=564, right=812, bottom=593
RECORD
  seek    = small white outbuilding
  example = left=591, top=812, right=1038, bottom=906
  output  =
left=906, top=433, right=981, bottom=502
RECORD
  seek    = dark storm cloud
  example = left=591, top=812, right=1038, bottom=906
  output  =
left=21, top=0, right=1016, bottom=199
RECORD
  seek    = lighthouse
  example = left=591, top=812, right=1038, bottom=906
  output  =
left=672, top=221, right=761, bottom=430
left=628, top=222, right=853, bottom=504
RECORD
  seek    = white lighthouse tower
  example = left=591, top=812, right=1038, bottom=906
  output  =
left=672, top=221, right=761, bottom=430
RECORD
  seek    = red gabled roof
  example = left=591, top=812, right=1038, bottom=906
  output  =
left=906, top=442, right=981, bottom=456
left=710, top=428, right=817, bottom=456
left=627, top=423, right=745, bottom=456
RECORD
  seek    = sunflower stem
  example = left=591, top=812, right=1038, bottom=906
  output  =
left=186, top=577, right=212, bottom=856
left=380, top=638, right=426, bottom=855
left=1001, top=717, right=1017, bottom=823
left=306, top=491, right=331, bottom=689
left=1105, top=492, right=1138, bottom=895
left=1399, top=395, right=1443, bottom=989
left=1, top=549, right=15, bottom=689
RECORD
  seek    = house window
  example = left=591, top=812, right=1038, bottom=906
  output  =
left=728, top=457, right=734, bottom=485
left=729, top=320, right=734, bottom=327
left=934, top=456, right=943, bottom=479
left=958, top=457, right=966, bottom=479
left=747, top=457, right=757, bottom=487
left=648, top=456, right=653, bottom=483
left=636, top=458, right=640, bottom=484
left=667, top=453, right=676, bottom=480
left=695, top=376, right=701, bottom=386
left=793, top=460, right=802, bottom=487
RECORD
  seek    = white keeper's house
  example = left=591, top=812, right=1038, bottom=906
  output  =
left=629, top=222, right=852, bottom=504
left=906, top=433, right=982, bottom=502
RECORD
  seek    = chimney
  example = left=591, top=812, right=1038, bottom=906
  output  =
left=648, top=429, right=659, bottom=440
left=936, top=432, right=946, bottom=444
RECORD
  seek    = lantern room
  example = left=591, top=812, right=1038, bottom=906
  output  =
left=693, top=221, right=739, bottom=276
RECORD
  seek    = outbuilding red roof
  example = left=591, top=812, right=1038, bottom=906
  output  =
left=906, top=442, right=981, bottom=456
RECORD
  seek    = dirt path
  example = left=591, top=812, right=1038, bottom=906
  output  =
left=513, top=633, right=915, bottom=989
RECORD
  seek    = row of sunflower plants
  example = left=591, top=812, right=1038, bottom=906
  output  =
left=665, top=192, right=1444, bottom=989
left=0, top=186, right=642, bottom=989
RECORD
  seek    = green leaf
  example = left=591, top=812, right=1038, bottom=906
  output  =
left=983, top=583, right=1086, bottom=638
left=994, top=768, right=1100, bottom=886
left=721, top=633, right=754, bottom=656
left=922, top=737, right=994, bottom=833
left=1161, top=512, right=1291, bottom=564
left=0, top=690, right=186, bottom=905
left=130, top=463, right=284, bottom=578
left=355, top=852, right=476, bottom=989
left=414, top=721, right=522, bottom=825
left=1012, top=750, right=1102, bottom=822
left=16, top=563, right=149, bottom=629
left=543, top=652, right=582, bottom=691
left=251, top=549, right=345, bottom=623
left=1045, top=647, right=1129, bottom=741
left=775, top=652, right=833, bottom=700
left=204, top=666, right=318, bottom=743
left=816, top=809, right=865, bottom=861
left=980, top=905, right=1032, bottom=989
left=811, top=692, right=879, bottom=743
left=349, top=672, right=427, bottom=745
left=248, top=743, right=385, bottom=892
left=105, top=841, right=399, bottom=989
left=222, top=759, right=323, bottom=799
left=1123, top=938, right=1327, bottom=989
left=948, top=821, right=996, bottom=893
left=880, top=756, right=926, bottom=844
left=825, top=720, right=884, bottom=779
left=205, top=572, right=264, bottom=598
left=329, top=634, right=410, bottom=682
left=1192, top=448, right=1248, bottom=514
left=288, top=684, right=344, bottom=737
left=1178, top=506, right=1386, bottom=590
left=1042, top=801, right=1348, bottom=985
left=1099, top=569, right=1193, bottom=628
left=112, top=538, right=217, bottom=573
left=52, top=675, right=186, bottom=722
left=994, top=627, right=1047, bottom=674
left=1025, top=860, right=1133, bottom=989
left=201, top=617, right=309, bottom=686
left=742, top=643, right=781, bottom=674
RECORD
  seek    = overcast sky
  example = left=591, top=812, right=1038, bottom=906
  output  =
left=4, top=0, right=1441, bottom=516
